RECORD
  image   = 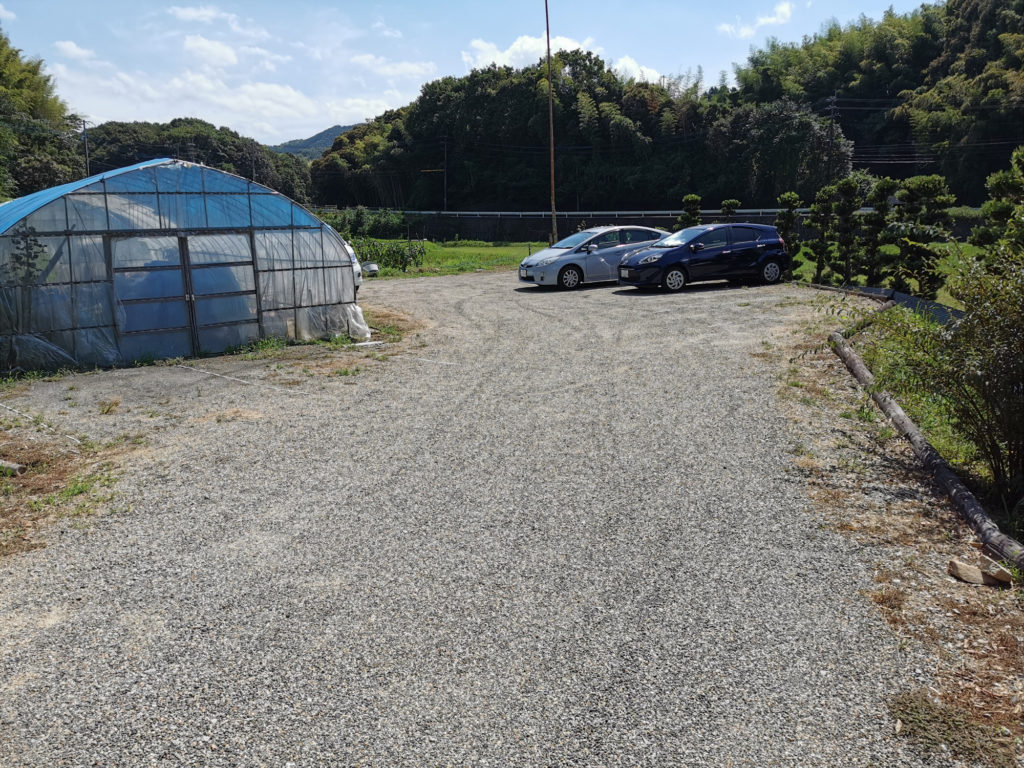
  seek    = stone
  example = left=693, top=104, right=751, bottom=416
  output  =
left=947, top=559, right=1006, bottom=587
left=979, top=554, right=1013, bottom=584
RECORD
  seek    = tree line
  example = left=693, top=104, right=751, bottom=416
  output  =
left=1, top=0, right=1023, bottom=212
left=311, top=0, right=1023, bottom=211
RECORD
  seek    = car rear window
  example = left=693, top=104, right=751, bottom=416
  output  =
left=623, top=229, right=659, bottom=243
left=731, top=226, right=762, bottom=243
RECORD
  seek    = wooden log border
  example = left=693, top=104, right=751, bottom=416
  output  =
left=793, top=282, right=1024, bottom=570
left=822, top=307, right=1024, bottom=571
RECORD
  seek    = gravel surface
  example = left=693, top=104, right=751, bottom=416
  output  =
left=1, top=273, right=953, bottom=766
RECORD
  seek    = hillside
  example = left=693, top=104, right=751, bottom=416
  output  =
left=268, top=125, right=354, bottom=160
left=311, top=0, right=1024, bottom=210
left=86, top=118, right=313, bottom=203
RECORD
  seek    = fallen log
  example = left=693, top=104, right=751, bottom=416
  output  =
left=829, top=331, right=1024, bottom=571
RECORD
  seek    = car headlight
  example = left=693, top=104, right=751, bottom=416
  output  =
left=536, top=255, right=560, bottom=266
left=638, top=253, right=662, bottom=265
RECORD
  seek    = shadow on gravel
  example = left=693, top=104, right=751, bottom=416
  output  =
left=513, top=283, right=614, bottom=295
left=610, top=282, right=737, bottom=298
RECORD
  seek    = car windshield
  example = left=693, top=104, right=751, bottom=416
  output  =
left=655, top=226, right=709, bottom=247
left=551, top=230, right=600, bottom=249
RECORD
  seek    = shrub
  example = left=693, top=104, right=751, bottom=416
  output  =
left=720, top=198, right=740, bottom=218
left=676, top=193, right=702, bottom=229
left=320, top=207, right=406, bottom=239
left=351, top=238, right=425, bottom=272
left=871, top=241, right=1024, bottom=531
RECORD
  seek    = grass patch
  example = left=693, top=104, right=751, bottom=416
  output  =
left=856, top=312, right=987, bottom=493
left=0, top=435, right=121, bottom=557
left=97, top=398, right=121, bottom=415
left=0, top=369, right=47, bottom=392
left=890, top=690, right=1017, bottom=768
left=237, top=336, right=290, bottom=360
left=364, top=239, right=545, bottom=279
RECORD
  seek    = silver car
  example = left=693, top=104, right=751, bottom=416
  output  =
left=518, top=226, right=667, bottom=289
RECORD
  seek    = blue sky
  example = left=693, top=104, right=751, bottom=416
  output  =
left=1, top=0, right=927, bottom=144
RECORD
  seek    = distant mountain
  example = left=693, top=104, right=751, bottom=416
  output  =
left=268, top=125, right=353, bottom=160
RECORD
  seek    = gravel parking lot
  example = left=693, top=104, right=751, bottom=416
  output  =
left=1, top=272, right=950, bottom=766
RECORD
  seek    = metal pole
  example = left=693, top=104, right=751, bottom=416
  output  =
left=545, top=0, right=557, bottom=244
left=81, top=119, right=90, bottom=176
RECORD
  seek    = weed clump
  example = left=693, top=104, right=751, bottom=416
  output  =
left=890, top=690, right=1017, bottom=768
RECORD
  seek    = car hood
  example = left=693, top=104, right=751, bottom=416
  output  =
left=520, top=246, right=568, bottom=267
left=620, top=244, right=682, bottom=266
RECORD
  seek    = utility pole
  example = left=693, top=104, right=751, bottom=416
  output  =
left=81, top=119, right=90, bottom=177
left=545, top=0, right=557, bottom=244
left=443, top=135, right=448, bottom=212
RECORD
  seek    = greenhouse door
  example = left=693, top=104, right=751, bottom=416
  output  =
left=111, top=235, right=196, bottom=362
left=182, top=234, right=259, bottom=355
left=112, top=233, right=260, bottom=362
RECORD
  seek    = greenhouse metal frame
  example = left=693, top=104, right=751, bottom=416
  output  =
left=0, top=158, right=364, bottom=371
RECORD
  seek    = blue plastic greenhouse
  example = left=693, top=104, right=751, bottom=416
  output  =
left=0, top=158, right=368, bottom=371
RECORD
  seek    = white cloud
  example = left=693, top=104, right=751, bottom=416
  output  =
left=372, top=20, right=402, bottom=39
left=757, top=1, right=793, bottom=26
left=167, top=5, right=269, bottom=40
left=184, top=35, right=238, bottom=68
left=323, top=96, right=399, bottom=125
left=350, top=54, right=436, bottom=79
left=167, top=5, right=220, bottom=23
left=54, top=40, right=96, bottom=61
left=0, top=4, right=15, bottom=22
left=718, top=1, right=793, bottom=39
left=47, top=56, right=415, bottom=144
left=614, top=56, right=660, bottom=83
left=240, top=46, right=292, bottom=72
left=460, top=34, right=599, bottom=70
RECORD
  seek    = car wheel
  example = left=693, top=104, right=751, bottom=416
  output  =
left=761, top=260, right=782, bottom=284
left=558, top=265, right=583, bottom=290
left=662, top=267, right=687, bottom=292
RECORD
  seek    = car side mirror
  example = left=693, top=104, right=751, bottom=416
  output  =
left=690, top=242, right=704, bottom=252
left=584, top=244, right=597, bottom=253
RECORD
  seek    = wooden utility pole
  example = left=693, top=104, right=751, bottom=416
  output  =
left=545, top=0, right=557, bottom=244
left=81, top=119, right=90, bottom=176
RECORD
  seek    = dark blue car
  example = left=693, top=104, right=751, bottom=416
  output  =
left=617, top=223, right=789, bottom=292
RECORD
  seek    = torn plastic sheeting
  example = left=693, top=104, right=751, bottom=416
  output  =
left=344, top=303, right=371, bottom=341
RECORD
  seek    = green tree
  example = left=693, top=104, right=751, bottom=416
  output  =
left=805, top=185, right=837, bottom=284
left=676, top=193, right=702, bottom=229
left=857, top=175, right=900, bottom=286
left=88, top=118, right=312, bottom=202
left=706, top=99, right=852, bottom=204
left=720, top=198, right=740, bottom=220
left=774, top=191, right=803, bottom=268
left=829, top=175, right=872, bottom=284
left=890, top=174, right=956, bottom=297
left=0, top=29, right=83, bottom=196
left=881, top=149, right=1024, bottom=524
left=970, top=157, right=1024, bottom=247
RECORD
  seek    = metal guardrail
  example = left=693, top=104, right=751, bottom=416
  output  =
left=312, top=207, right=815, bottom=218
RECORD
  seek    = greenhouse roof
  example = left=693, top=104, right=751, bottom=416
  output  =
left=0, top=158, right=173, bottom=234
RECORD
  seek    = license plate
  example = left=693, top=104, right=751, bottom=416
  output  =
left=619, top=268, right=629, bottom=278
left=519, top=268, right=527, bottom=278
